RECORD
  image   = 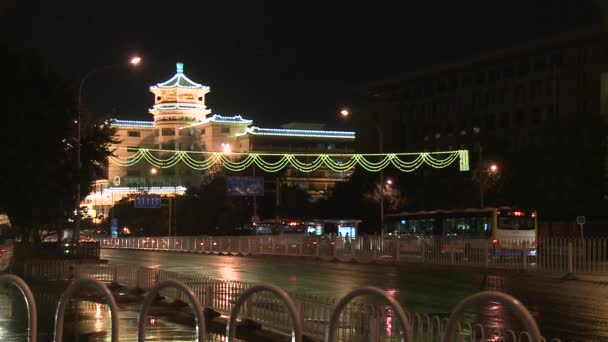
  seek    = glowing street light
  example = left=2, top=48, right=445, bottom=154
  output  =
left=489, top=164, right=498, bottom=173
left=150, top=167, right=158, bottom=175
left=340, top=108, right=350, bottom=117
left=130, top=56, right=142, bottom=65
left=385, top=178, right=394, bottom=186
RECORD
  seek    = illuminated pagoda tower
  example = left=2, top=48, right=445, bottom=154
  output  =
left=86, top=62, right=355, bottom=219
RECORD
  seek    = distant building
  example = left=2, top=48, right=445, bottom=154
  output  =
left=85, top=63, right=355, bottom=218
left=356, top=25, right=608, bottom=217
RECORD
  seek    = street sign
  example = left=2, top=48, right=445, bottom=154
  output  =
left=576, top=216, right=586, bottom=225
left=226, top=176, right=264, bottom=196
left=135, top=194, right=162, bottom=208
left=577, top=215, right=586, bottom=239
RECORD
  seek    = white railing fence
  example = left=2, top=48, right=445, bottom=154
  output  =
left=11, top=263, right=565, bottom=341
left=100, top=235, right=608, bottom=274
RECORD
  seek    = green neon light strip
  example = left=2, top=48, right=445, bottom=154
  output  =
left=109, top=148, right=469, bottom=172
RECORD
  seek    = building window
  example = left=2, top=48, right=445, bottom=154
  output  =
left=550, top=53, right=563, bottom=66
left=503, top=65, right=515, bottom=79
left=531, top=108, right=542, bottom=125
left=449, top=79, right=459, bottom=89
left=518, top=62, right=530, bottom=77
left=161, top=128, right=175, bottom=136
left=179, top=128, right=188, bottom=136
left=476, top=71, right=486, bottom=84
left=485, top=114, right=496, bottom=130
left=514, top=85, right=526, bottom=104
left=530, top=80, right=541, bottom=100
left=500, top=112, right=510, bottom=129
left=533, top=57, right=546, bottom=72
left=163, top=142, right=176, bottom=150
left=200, top=128, right=205, bottom=135
left=127, top=131, right=141, bottom=137
left=221, top=127, right=230, bottom=134
left=515, top=111, right=525, bottom=128
left=126, top=169, right=141, bottom=177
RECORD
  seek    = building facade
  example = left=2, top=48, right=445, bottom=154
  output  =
left=356, top=25, right=608, bottom=217
left=85, top=63, right=355, bottom=218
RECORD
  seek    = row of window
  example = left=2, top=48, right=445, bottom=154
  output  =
left=127, top=128, right=230, bottom=139
left=393, top=52, right=568, bottom=100
left=406, top=106, right=557, bottom=142
left=404, top=78, right=560, bottom=121
left=125, top=168, right=201, bottom=177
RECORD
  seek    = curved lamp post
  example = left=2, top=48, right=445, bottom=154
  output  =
left=74, top=56, right=141, bottom=249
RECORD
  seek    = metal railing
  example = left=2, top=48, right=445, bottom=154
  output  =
left=13, top=261, right=565, bottom=341
left=100, top=235, right=608, bottom=274
left=1, top=272, right=556, bottom=342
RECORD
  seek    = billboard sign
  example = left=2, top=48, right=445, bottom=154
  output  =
left=226, top=176, right=264, bottom=196
left=135, top=194, right=162, bottom=208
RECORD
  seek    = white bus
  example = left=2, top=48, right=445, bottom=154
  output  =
left=385, top=207, right=537, bottom=255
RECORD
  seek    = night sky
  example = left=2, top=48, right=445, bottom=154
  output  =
left=2, top=0, right=604, bottom=127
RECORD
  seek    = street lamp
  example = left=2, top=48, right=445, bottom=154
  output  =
left=339, top=108, right=385, bottom=236
left=475, top=162, right=500, bottom=208
left=74, top=56, right=141, bottom=248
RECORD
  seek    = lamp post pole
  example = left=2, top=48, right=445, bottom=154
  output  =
left=378, top=125, right=384, bottom=239
left=339, top=108, right=385, bottom=236
left=74, top=57, right=141, bottom=249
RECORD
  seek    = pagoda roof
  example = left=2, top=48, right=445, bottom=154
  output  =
left=190, top=114, right=253, bottom=126
left=240, top=126, right=355, bottom=139
left=150, top=62, right=209, bottom=90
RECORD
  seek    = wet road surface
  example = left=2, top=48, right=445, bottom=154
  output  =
left=102, top=249, right=608, bottom=341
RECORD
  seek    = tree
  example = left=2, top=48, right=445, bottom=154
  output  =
left=0, top=48, right=116, bottom=243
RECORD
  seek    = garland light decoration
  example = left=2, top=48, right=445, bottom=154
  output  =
left=110, top=148, right=469, bottom=173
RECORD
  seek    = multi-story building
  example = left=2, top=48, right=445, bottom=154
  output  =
left=355, top=25, right=608, bottom=219
left=85, top=62, right=355, bottom=218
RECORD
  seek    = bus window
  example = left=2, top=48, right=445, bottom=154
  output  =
left=498, top=216, right=535, bottom=230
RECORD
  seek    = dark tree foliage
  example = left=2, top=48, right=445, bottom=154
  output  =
left=0, top=49, right=116, bottom=242
left=275, top=184, right=314, bottom=219
left=317, top=170, right=384, bottom=234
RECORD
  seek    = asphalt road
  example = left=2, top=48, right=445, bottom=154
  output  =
left=101, top=249, right=608, bottom=341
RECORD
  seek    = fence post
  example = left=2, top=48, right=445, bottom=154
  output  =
left=205, top=285, right=214, bottom=308
left=333, top=238, right=337, bottom=258
left=522, top=247, right=528, bottom=269
left=485, top=241, right=490, bottom=268
left=368, top=312, right=382, bottom=342
left=395, top=238, right=400, bottom=262
left=568, top=241, right=574, bottom=273
left=316, top=239, right=320, bottom=257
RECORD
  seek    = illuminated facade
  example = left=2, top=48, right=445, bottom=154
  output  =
left=85, top=63, right=355, bottom=216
